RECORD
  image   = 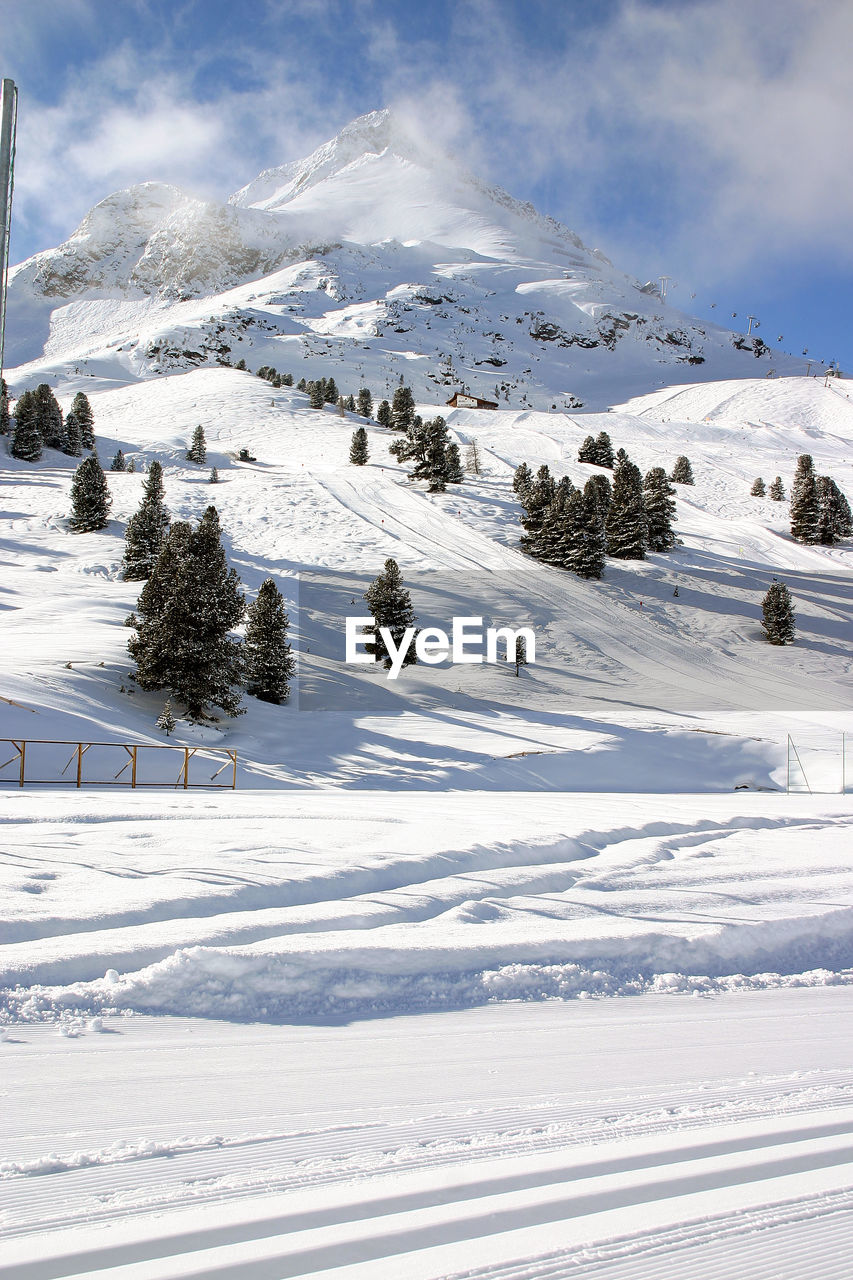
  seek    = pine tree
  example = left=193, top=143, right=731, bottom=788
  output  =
left=816, top=476, right=853, bottom=544
left=69, top=455, right=112, bottom=531
left=761, top=582, right=795, bottom=645
left=671, top=455, right=694, bottom=485
left=350, top=426, right=369, bottom=465
left=71, top=392, right=95, bottom=450
left=324, top=377, right=339, bottom=405
left=391, top=384, right=415, bottom=431
left=445, top=442, right=464, bottom=483
left=566, top=479, right=607, bottom=578
left=63, top=412, right=82, bottom=457
left=308, top=380, right=325, bottom=409
left=514, top=634, right=528, bottom=676
left=126, top=457, right=136, bottom=473
left=751, top=477, right=766, bottom=497
left=594, top=431, right=615, bottom=468
left=122, top=460, right=169, bottom=581
left=34, top=383, right=64, bottom=448
left=769, top=476, right=786, bottom=501
left=585, top=472, right=612, bottom=519
left=345, top=394, right=356, bottom=412
left=512, top=462, right=534, bottom=504
left=790, top=454, right=819, bottom=543
left=357, top=388, right=373, bottom=418
left=209, top=466, right=219, bottom=484
left=606, top=460, right=647, bottom=559
left=465, top=438, right=482, bottom=475
left=243, top=578, right=295, bottom=704
left=11, top=391, right=42, bottom=461
left=111, top=449, right=127, bottom=472
left=186, top=425, right=207, bottom=464
left=363, top=558, right=418, bottom=670
left=520, top=465, right=556, bottom=556
left=376, top=399, right=393, bottom=428
left=297, top=377, right=307, bottom=392
left=156, top=701, right=176, bottom=736
left=578, top=435, right=598, bottom=464
left=128, top=506, right=245, bottom=719
left=643, top=467, right=677, bottom=552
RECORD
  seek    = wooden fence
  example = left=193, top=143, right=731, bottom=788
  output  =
left=0, top=739, right=238, bottom=789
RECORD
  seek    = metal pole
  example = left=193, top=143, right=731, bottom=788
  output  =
left=0, top=80, right=18, bottom=384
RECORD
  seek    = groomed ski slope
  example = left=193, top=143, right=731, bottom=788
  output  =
left=4, top=991, right=853, bottom=1279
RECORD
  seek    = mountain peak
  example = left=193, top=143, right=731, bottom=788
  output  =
left=230, top=108, right=447, bottom=211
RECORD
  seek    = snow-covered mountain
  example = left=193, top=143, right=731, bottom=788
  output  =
left=5, top=109, right=806, bottom=408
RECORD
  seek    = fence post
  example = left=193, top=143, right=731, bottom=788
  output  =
left=18, top=740, right=25, bottom=788
left=183, top=747, right=190, bottom=790
left=76, top=743, right=83, bottom=788
left=131, top=746, right=138, bottom=788
left=231, top=751, right=237, bottom=790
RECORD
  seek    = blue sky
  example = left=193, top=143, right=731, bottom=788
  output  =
left=4, top=0, right=852, bottom=369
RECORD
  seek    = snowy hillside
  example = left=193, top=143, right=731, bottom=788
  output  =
left=4, top=110, right=813, bottom=408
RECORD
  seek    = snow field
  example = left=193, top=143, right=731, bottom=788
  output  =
left=2, top=792, right=852, bottom=1022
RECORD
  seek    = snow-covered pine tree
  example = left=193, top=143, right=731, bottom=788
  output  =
left=363, top=558, right=418, bottom=670
left=445, top=442, right=464, bottom=483
left=357, top=388, right=373, bottom=419
left=345, top=394, right=356, bottom=412
left=671, top=455, right=694, bottom=485
left=567, top=481, right=607, bottom=579
left=537, top=485, right=572, bottom=564
left=34, top=383, right=64, bottom=449
left=643, top=467, right=677, bottom=552
left=578, top=435, right=598, bottom=464
left=606, top=460, right=648, bottom=559
left=349, top=426, right=369, bottom=465
left=243, top=578, right=296, bottom=704
left=816, top=476, right=853, bottom=544
left=391, top=384, right=415, bottom=431
left=10, top=390, right=42, bottom=461
left=297, top=377, right=307, bottom=392
left=128, top=507, right=245, bottom=719
left=324, top=377, right=339, bottom=405
left=0, top=377, right=9, bottom=434
left=308, top=381, right=325, bottom=409
left=790, top=454, right=819, bottom=543
left=512, top=461, right=534, bottom=504
left=585, top=472, right=612, bottom=519
left=594, top=431, right=615, bottom=468
left=514, top=634, right=527, bottom=676
left=209, top=466, right=219, bottom=484
left=465, top=438, right=482, bottom=476
left=122, top=460, right=169, bottom=580
left=69, top=455, right=112, bottom=532
left=126, top=457, right=136, bottom=473
left=110, top=449, right=127, bottom=472
left=761, top=582, right=795, bottom=645
left=426, top=427, right=449, bottom=493
left=376, top=399, right=393, bottom=428
left=186, top=424, right=207, bottom=464
left=156, top=701, right=176, bottom=735
left=63, top=412, right=82, bottom=457
left=751, top=477, right=766, bottom=497
left=769, top=476, right=786, bottom=501
left=520, top=465, right=556, bottom=555
left=71, top=392, right=95, bottom=450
